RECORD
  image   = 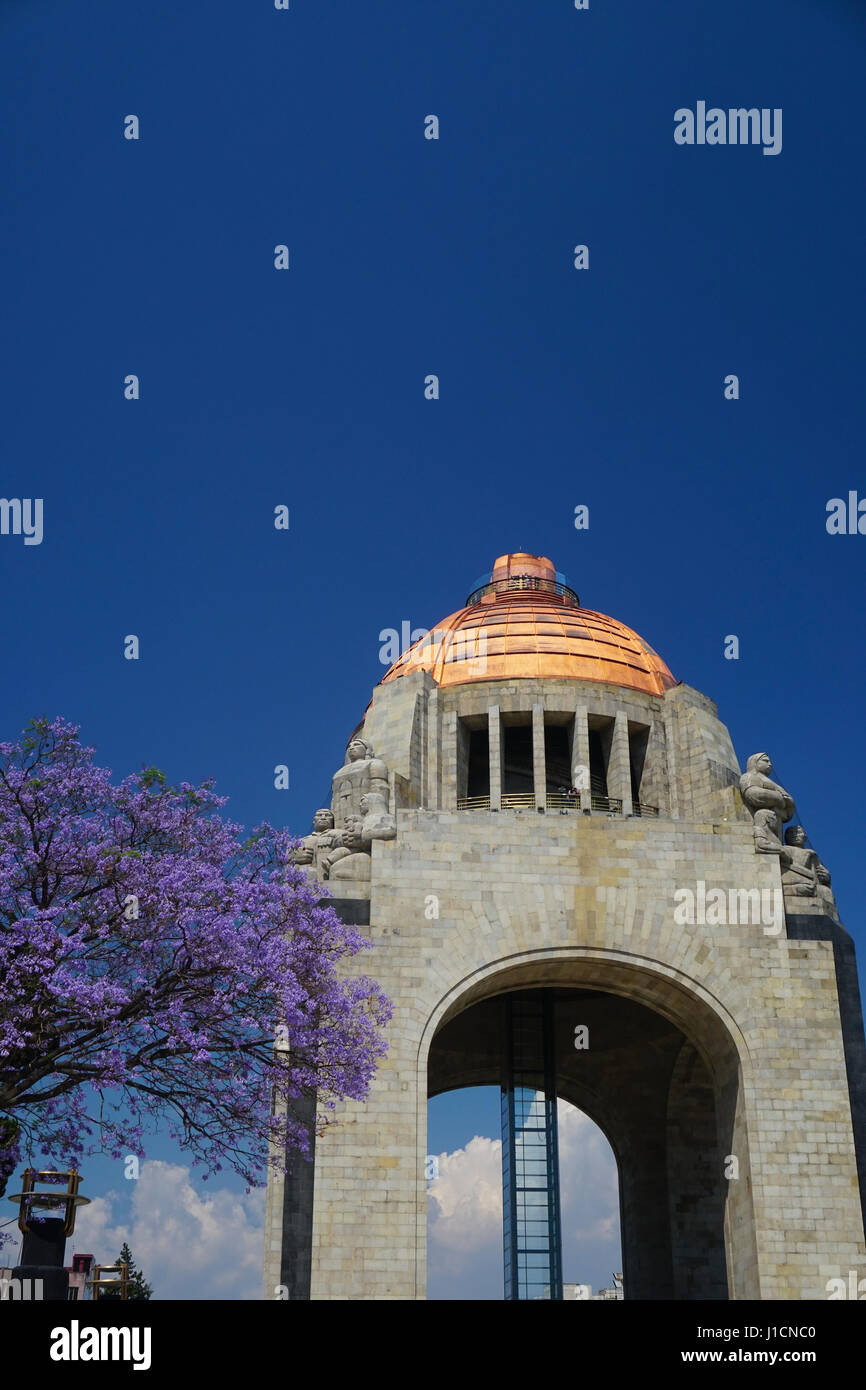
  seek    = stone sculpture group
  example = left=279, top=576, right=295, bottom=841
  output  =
left=293, top=737, right=396, bottom=891
left=294, top=739, right=837, bottom=920
left=739, top=752, right=837, bottom=917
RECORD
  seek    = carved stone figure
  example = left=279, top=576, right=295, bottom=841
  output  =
left=782, top=825, right=838, bottom=915
left=816, top=861, right=838, bottom=916
left=328, top=792, right=397, bottom=884
left=739, top=753, right=795, bottom=840
left=331, top=737, right=389, bottom=829
left=347, top=792, right=396, bottom=848
left=753, top=807, right=783, bottom=855
left=320, top=815, right=360, bottom=881
left=780, top=825, right=819, bottom=897
left=292, top=808, right=341, bottom=882
left=741, top=758, right=840, bottom=919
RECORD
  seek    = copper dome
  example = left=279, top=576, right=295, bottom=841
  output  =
left=380, top=553, right=676, bottom=696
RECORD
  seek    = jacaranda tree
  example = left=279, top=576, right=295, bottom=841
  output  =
left=0, top=716, right=391, bottom=1211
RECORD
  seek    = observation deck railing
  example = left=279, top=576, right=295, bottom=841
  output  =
left=454, top=793, right=659, bottom=816
left=465, top=575, right=581, bottom=608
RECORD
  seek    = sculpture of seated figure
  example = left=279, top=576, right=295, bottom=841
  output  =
left=780, top=824, right=819, bottom=897
left=739, top=753, right=795, bottom=839
left=782, top=825, right=837, bottom=915
left=292, top=808, right=341, bottom=881
left=328, top=793, right=397, bottom=883
left=320, top=815, right=360, bottom=881
left=331, top=737, right=389, bottom=830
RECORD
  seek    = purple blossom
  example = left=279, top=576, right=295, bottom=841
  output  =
left=0, top=716, right=391, bottom=1205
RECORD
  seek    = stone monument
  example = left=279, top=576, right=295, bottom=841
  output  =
left=265, top=551, right=866, bottom=1302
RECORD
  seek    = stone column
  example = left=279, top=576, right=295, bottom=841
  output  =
left=442, top=710, right=458, bottom=810
left=641, top=718, right=669, bottom=817
left=662, top=700, right=683, bottom=819
left=609, top=710, right=633, bottom=815
left=572, top=706, right=591, bottom=811
left=488, top=705, right=502, bottom=811
left=532, top=703, right=545, bottom=810
left=425, top=689, right=439, bottom=810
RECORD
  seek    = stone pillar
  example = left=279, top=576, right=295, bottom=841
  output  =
left=532, top=703, right=545, bottom=810
left=488, top=705, right=502, bottom=811
left=442, top=710, right=458, bottom=810
left=262, top=1095, right=316, bottom=1299
left=609, top=710, right=633, bottom=815
left=572, top=706, right=591, bottom=811
left=426, top=689, right=439, bottom=810
left=662, top=701, right=683, bottom=819
left=640, top=717, right=669, bottom=817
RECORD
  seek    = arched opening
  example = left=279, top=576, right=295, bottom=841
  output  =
left=422, top=956, right=755, bottom=1300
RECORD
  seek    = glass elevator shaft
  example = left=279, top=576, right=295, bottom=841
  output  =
left=500, top=991, right=563, bottom=1300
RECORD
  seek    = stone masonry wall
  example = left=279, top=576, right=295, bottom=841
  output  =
left=303, top=811, right=865, bottom=1299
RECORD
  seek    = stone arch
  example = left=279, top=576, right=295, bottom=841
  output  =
left=420, top=949, right=759, bottom=1300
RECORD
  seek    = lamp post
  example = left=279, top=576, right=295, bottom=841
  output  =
left=6, top=1168, right=91, bottom=1300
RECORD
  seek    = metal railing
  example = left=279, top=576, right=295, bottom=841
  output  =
left=465, top=575, right=581, bottom=609
left=454, top=793, right=660, bottom=817
left=500, top=793, right=538, bottom=810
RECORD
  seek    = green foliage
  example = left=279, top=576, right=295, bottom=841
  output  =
left=100, top=1241, right=154, bottom=1301
left=140, top=767, right=166, bottom=789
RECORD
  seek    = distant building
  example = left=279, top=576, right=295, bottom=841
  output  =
left=67, top=1252, right=95, bottom=1300
left=563, top=1274, right=624, bottom=1301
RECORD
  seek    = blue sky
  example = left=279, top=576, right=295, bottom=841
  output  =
left=1, top=0, right=864, bottom=1297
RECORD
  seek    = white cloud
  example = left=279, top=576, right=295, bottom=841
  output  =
left=557, top=1100, right=621, bottom=1287
left=67, top=1105, right=620, bottom=1301
left=70, top=1161, right=266, bottom=1301
left=427, top=1135, right=503, bottom=1298
left=427, top=1101, right=621, bottom=1299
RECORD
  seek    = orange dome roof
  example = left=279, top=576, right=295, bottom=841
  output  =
left=381, top=552, right=676, bottom=696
